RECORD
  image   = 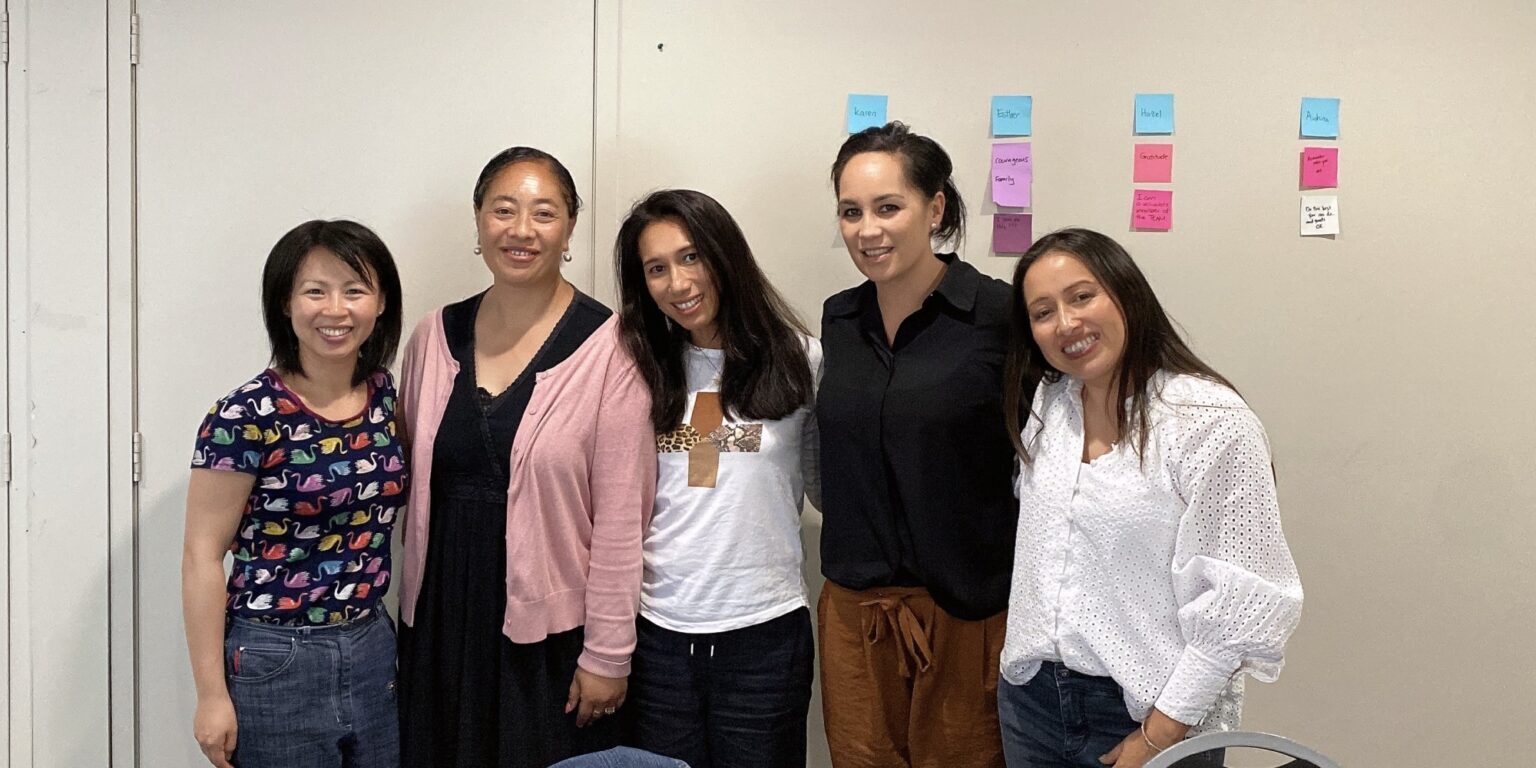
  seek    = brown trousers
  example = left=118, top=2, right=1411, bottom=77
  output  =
left=817, top=580, right=1006, bottom=768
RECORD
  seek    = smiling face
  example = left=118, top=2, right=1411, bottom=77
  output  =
left=288, top=247, right=382, bottom=372
left=475, top=160, right=576, bottom=290
left=639, top=218, right=721, bottom=348
left=836, top=151, right=943, bottom=286
left=1022, top=250, right=1127, bottom=394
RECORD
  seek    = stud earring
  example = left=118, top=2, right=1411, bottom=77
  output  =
left=473, top=245, right=482, bottom=255
left=562, top=250, right=573, bottom=263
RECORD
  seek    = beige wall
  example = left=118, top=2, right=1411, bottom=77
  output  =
left=596, top=2, right=1536, bottom=766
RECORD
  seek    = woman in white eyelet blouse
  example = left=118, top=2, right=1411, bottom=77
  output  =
left=996, top=228, right=1303, bottom=768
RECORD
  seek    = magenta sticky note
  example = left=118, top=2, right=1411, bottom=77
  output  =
left=1131, top=189, right=1173, bottom=231
left=1300, top=147, right=1338, bottom=188
left=991, top=142, right=1032, bottom=208
left=993, top=214, right=1033, bottom=253
left=1133, top=144, right=1174, bottom=183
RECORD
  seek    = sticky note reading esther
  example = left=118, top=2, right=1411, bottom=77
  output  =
left=1131, top=189, right=1173, bottom=231
left=991, top=143, right=1033, bottom=208
left=1133, top=144, right=1174, bottom=183
left=1300, top=97, right=1340, bottom=138
left=993, top=214, right=1033, bottom=253
left=1134, top=93, right=1175, bottom=134
left=1300, top=195, right=1339, bottom=236
left=991, top=95, right=1033, bottom=136
left=847, top=94, right=888, bottom=133
left=1300, top=147, right=1338, bottom=188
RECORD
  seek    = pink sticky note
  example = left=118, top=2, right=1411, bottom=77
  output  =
left=1131, top=189, right=1173, bottom=231
left=1133, top=143, right=1174, bottom=183
left=993, top=214, right=1033, bottom=253
left=1300, top=147, right=1338, bottom=188
left=991, top=142, right=1032, bottom=207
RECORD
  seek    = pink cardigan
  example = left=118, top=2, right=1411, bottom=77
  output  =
left=397, top=309, right=656, bottom=678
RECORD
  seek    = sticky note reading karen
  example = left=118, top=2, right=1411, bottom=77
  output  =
left=993, top=214, right=1033, bottom=253
left=1300, top=97, right=1340, bottom=138
left=991, top=95, right=1033, bottom=136
left=991, top=143, right=1033, bottom=208
left=1134, top=93, right=1175, bottom=134
left=1133, top=144, right=1174, bottom=183
left=1301, top=195, right=1339, bottom=236
left=1131, top=189, right=1173, bottom=230
left=1300, top=147, right=1338, bottom=188
left=847, top=94, right=888, bottom=133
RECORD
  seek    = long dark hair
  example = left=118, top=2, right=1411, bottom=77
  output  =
left=261, top=219, right=403, bottom=386
left=831, top=121, right=967, bottom=249
left=615, top=189, right=813, bottom=433
left=1004, top=228, right=1235, bottom=462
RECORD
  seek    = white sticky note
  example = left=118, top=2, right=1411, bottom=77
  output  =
left=1300, top=195, right=1339, bottom=236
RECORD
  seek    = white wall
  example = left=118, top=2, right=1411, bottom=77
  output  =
left=7, top=1, right=1535, bottom=766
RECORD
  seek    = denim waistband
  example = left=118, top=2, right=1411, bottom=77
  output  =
left=229, top=605, right=386, bottom=638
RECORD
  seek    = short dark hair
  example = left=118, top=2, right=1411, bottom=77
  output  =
left=472, top=146, right=582, bottom=218
left=1003, top=227, right=1235, bottom=463
left=614, top=189, right=813, bottom=433
left=261, top=219, right=403, bottom=386
left=830, top=121, right=967, bottom=248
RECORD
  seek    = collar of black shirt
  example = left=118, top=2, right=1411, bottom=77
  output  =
left=824, top=252, right=981, bottom=319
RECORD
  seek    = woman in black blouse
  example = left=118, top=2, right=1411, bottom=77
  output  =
left=816, top=121, right=1017, bottom=767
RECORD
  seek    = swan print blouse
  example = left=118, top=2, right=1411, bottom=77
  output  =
left=191, top=369, right=406, bottom=625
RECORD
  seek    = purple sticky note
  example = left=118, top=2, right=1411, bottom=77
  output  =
left=1133, top=144, right=1174, bottom=183
left=1300, top=147, right=1338, bottom=188
left=1131, top=189, right=1173, bottom=231
left=991, top=142, right=1032, bottom=208
left=993, top=214, right=1033, bottom=253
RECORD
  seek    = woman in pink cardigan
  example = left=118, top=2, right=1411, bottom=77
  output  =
left=396, top=146, right=656, bottom=768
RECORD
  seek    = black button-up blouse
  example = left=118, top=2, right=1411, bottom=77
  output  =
left=816, top=253, right=1019, bottom=621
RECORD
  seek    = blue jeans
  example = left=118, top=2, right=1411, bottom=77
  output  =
left=997, top=662, right=1219, bottom=768
left=225, top=608, right=399, bottom=768
left=628, top=608, right=813, bottom=768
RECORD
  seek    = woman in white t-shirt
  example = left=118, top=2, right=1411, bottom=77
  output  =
left=614, top=188, right=822, bottom=768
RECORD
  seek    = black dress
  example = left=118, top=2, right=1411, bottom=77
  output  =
left=399, top=290, right=617, bottom=768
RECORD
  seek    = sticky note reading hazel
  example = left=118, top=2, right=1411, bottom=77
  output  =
left=1131, top=189, right=1173, bottom=231
left=993, top=214, right=1033, bottom=253
left=1134, top=93, right=1175, bottom=135
left=1300, top=147, right=1338, bottom=188
left=847, top=94, right=888, bottom=133
left=1300, top=195, right=1339, bottom=236
left=1133, top=144, right=1174, bottom=183
left=991, top=143, right=1033, bottom=208
left=991, top=95, right=1033, bottom=136
left=1300, top=97, right=1340, bottom=138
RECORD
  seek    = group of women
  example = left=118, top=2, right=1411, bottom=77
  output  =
left=182, top=122, right=1303, bottom=768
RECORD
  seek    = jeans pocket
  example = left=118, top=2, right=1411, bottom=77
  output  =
left=226, top=637, right=298, bottom=684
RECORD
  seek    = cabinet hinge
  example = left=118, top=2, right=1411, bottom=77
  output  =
left=129, top=13, right=140, bottom=66
left=132, top=431, right=143, bottom=484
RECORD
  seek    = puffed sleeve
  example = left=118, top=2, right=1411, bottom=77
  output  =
left=1156, top=406, right=1304, bottom=726
left=577, top=344, right=657, bottom=678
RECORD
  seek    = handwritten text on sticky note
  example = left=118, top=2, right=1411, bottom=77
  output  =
left=1300, top=147, right=1338, bottom=188
left=991, top=142, right=1033, bottom=208
left=1131, top=189, right=1173, bottom=231
left=847, top=94, right=888, bottom=133
left=1133, top=144, right=1174, bottom=183
left=991, top=95, right=1033, bottom=136
left=1300, top=97, right=1340, bottom=138
left=1134, top=93, right=1175, bottom=134
left=1301, top=195, right=1339, bottom=236
left=993, top=214, right=1033, bottom=253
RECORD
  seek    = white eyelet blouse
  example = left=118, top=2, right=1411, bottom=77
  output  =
left=1000, top=372, right=1304, bottom=732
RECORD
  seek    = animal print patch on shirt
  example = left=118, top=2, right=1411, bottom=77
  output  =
left=656, top=422, right=762, bottom=453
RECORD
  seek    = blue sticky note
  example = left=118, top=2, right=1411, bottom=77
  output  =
left=1300, top=97, right=1340, bottom=138
left=1134, top=93, right=1175, bottom=135
left=847, top=94, right=889, bottom=133
left=991, top=95, right=1033, bottom=137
